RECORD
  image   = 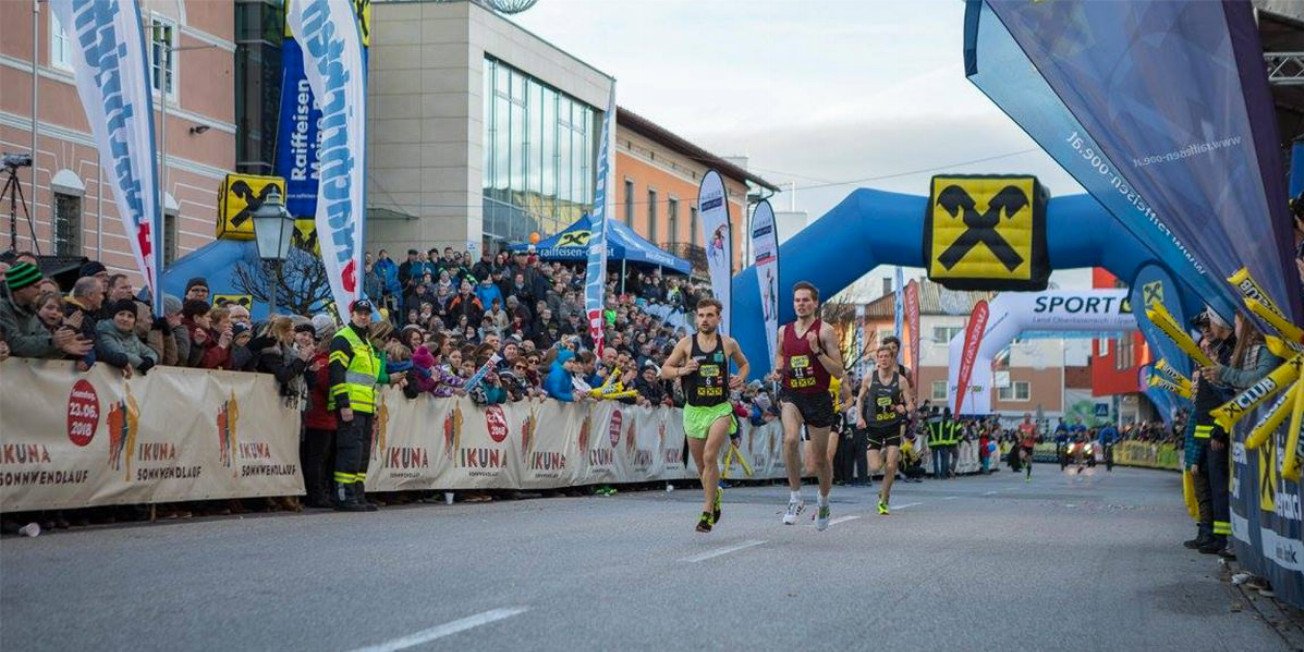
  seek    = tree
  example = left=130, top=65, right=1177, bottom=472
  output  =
left=821, top=292, right=873, bottom=377
left=231, top=248, right=334, bottom=317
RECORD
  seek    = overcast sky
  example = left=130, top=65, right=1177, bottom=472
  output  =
left=512, top=0, right=1092, bottom=292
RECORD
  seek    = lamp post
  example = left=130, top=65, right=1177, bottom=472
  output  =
left=250, top=187, right=296, bottom=315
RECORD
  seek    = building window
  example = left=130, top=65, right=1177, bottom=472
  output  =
left=234, top=0, right=284, bottom=175
left=931, top=381, right=947, bottom=401
left=933, top=326, right=963, bottom=343
left=882, top=277, right=892, bottom=297
left=998, top=381, right=1031, bottom=402
left=667, top=197, right=679, bottom=245
left=51, top=12, right=72, bottom=70
left=647, top=188, right=658, bottom=243
left=624, top=179, right=634, bottom=225
left=53, top=193, right=81, bottom=256
left=482, top=56, right=595, bottom=242
left=149, top=15, right=178, bottom=98
left=690, top=206, right=699, bottom=246
left=163, top=213, right=179, bottom=266
left=1097, top=338, right=1109, bottom=357
left=1116, top=336, right=1133, bottom=370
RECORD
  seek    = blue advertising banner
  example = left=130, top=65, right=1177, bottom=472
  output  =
left=275, top=39, right=319, bottom=218
left=963, top=0, right=1238, bottom=322
left=585, top=86, right=616, bottom=356
left=1130, top=263, right=1193, bottom=380
left=977, top=0, right=1300, bottom=324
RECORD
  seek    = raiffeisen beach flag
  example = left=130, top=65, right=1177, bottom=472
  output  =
left=698, top=170, right=732, bottom=335
left=585, top=86, right=616, bottom=356
left=287, top=0, right=368, bottom=322
left=51, top=0, right=162, bottom=314
left=750, top=200, right=780, bottom=365
left=954, top=299, right=989, bottom=416
left=906, top=279, right=920, bottom=391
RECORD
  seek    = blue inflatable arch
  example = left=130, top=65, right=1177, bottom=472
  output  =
left=731, top=187, right=1203, bottom=380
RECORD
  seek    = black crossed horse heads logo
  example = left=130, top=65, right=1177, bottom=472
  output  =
left=228, top=180, right=278, bottom=230
left=935, top=184, right=1030, bottom=272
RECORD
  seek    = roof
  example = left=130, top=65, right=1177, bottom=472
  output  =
left=616, top=107, right=780, bottom=192
left=863, top=280, right=995, bottom=319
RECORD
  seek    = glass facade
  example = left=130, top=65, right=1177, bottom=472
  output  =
left=482, top=56, right=598, bottom=246
left=234, top=0, right=285, bottom=175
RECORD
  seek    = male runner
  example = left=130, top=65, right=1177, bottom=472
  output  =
left=660, top=298, right=748, bottom=533
left=803, top=374, right=850, bottom=478
left=1017, top=412, right=1037, bottom=482
left=773, top=282, right=845, bottom=531
left=856, top=345, right=914, bottom=515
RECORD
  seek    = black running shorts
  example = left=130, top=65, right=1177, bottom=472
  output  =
left=866, top=427, right=902, bottom=451
left=786, top=390, right=835, bottom=429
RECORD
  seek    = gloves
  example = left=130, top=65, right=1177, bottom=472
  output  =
left=137, top=358, right=155, bottom=376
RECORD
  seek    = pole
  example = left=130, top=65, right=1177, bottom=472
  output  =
left=620, top=258, right=626, bottom=295
left=159, top=36, right=168, bottom=258
left=31, top=0, right=39, bottom=249
left=95, top=162, right=103, bottom=259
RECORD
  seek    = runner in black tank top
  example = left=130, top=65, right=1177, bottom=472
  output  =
left=856, top=345, right=915, bottom=515
left=660, top=298, right=748, bottom=533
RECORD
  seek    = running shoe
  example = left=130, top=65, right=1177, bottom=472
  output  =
left=815, top=505, right=831, bottom=531
left=713, top=488, right=723, bottom=525
left=696, top=511, right=713, bottom=533
left=782, top=498, right=804, bottom=525
left=877, top=499, right=890, bottom=516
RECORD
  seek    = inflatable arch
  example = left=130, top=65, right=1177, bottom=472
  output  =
left=944, top=289, right=1136, bottom=413
left=731, top=187, right=1203, bottom=381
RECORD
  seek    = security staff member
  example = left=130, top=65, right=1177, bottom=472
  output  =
left=926, top=406, right=960, bottom=480
left=329, top=300, right=398, bottom=512
left=1184, top=310, right=1235, bottom=554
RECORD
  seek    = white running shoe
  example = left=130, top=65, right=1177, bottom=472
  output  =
left=782, top=498, right=804, bottom=525
left=815, top=504, right=831, bottom=531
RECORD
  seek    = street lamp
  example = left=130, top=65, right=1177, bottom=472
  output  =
left=250, top=187, right=296, bottom=313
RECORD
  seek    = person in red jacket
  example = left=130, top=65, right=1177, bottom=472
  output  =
left=302, top=326, right=338, bottom=508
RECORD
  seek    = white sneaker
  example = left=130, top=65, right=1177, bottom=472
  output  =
left=782, top=498, right=804, bottom=525
left=815, top=504, right=831, bottom=531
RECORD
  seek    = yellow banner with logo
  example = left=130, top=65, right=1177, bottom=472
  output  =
left=925, top=175, right=1048, bottom=291
left=216, top=173, right=286, bottom=241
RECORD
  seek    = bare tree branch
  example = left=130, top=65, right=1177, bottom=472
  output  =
left=231, top=248, right=333, bottom=316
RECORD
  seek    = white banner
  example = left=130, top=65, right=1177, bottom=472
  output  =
left=287, top=0, right=368, bottom=322
left=947, top=289, right=1136, bottom=413
left=51, top=0, right=161, bottom=310
left=698, top=169, right=732, bottom=335
left=751, top=200, right=780, bottom=367
left=585, top=87, right=616, bottom=354
left=0, top=360, right=302, bottom=512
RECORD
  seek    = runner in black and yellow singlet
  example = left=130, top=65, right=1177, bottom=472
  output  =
left=660, top=298, right=749, bottom=533
left=857, top=345, right=914, bottom=515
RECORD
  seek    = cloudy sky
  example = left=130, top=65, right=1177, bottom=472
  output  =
left=512, top=0, right=1092, bottom=293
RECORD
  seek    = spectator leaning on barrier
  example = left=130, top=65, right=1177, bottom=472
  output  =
left=0, top=262, right=93, bottom=359
left=302, top=324, right=338, bottom=508
left=65, top=277, right=104, bottom=369
left=96, top=299, right=158, bottom=377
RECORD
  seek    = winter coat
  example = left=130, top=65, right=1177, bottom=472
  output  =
left=0, top=291, right=61, bottom=358
left=95, top=319, right=158, bottom=370
left=303, top=351, right=337, bottom=430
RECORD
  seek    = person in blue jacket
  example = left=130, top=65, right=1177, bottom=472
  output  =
left=545, top=348, right=582, bottom=402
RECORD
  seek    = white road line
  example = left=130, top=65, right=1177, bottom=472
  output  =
left=983, top=490, right=998, bottom=495
left=829, top=515, right=860, bottom=526
left=348, top=607, right=530, bottom=652
left=942, top=496, right=958, bottom=501
left=680, top=540, right=766, bottom=563
left=893, top=502, right=921, bottom=510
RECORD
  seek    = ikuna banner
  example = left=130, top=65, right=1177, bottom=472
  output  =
left=286, top=0, right=369, bottom=322
left=699, top=170, right=733, bottom=335
left=954, top=300, right=989, bottom=415
left=0, top=361, right=302, bottom=512
left=49, top=0, right=162, bottom=313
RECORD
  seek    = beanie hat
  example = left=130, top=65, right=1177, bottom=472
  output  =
left=79, top=261, right=107, bottom=277
left=162, top=294, right=182, bottom=315
left=110, top=299, right=138, bottom=317
left=311, top=313, right=336, bottom=334
left=5, top=262, right=41, bottom=292
left=185, top=277, right=208, bottom=293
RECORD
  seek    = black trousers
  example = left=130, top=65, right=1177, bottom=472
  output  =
left=834, top=430, right=855, bottom=483
left=303, top=427, right=335, bottom=501
left=1208, top=441, right=1231, bottom=539
left=850, top=428, right=870, bottom=484
left=335, top=412, right=374, bottom=480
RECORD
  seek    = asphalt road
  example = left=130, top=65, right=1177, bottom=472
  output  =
left=1, top=466, right=1289, bottom=652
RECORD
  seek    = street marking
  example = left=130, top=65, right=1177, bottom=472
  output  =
left=680, top=540, right=766, bottom=563
left=983, top=490, right=999, bottom=496
left=829, top=515, right=860, bottom=526
left=349, top=607, right=530, bottom=652
left=893, top=502, right=921, bottom=510
left=942, top=496, right=958, bottom=501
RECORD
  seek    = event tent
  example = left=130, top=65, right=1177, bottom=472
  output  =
left=508, top=214, right=692, bottom=276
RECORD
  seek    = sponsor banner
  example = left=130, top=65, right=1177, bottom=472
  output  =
left=50, top=0, right=162, bottom=312
left=954, top=300, right=989, bottom=415
left=924, top=175, right=1049, bottom=292
left=894, top=267, right=905, bottom=344
left=286, top=0, right=369, bottom=323
left=750, top=200, right=780, bottom=366
left=978, top=0, right=1299, bottom=322
left=854, top=304, right=868, bottom=381
left=1130, top=264, right=1192, bottom=379
left=905, top=279, right=920, bottom=391
left=698, top=169, right=732, bottom=335
left=216, top=173, right=285, bottom=240
left=585, top=87, right=616, bottom=356
left=1, top=361, right=301, bottom=512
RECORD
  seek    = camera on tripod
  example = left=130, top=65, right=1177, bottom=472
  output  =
left=3, top=153, right=33, bottom=170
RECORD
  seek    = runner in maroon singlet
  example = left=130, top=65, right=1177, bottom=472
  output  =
left=771, top=281, right=845, bottom=531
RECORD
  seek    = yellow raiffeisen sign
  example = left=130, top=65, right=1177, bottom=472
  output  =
left=216, top=173, right=286, bottom=241
left=925, top=175, right=1049, bottom=291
